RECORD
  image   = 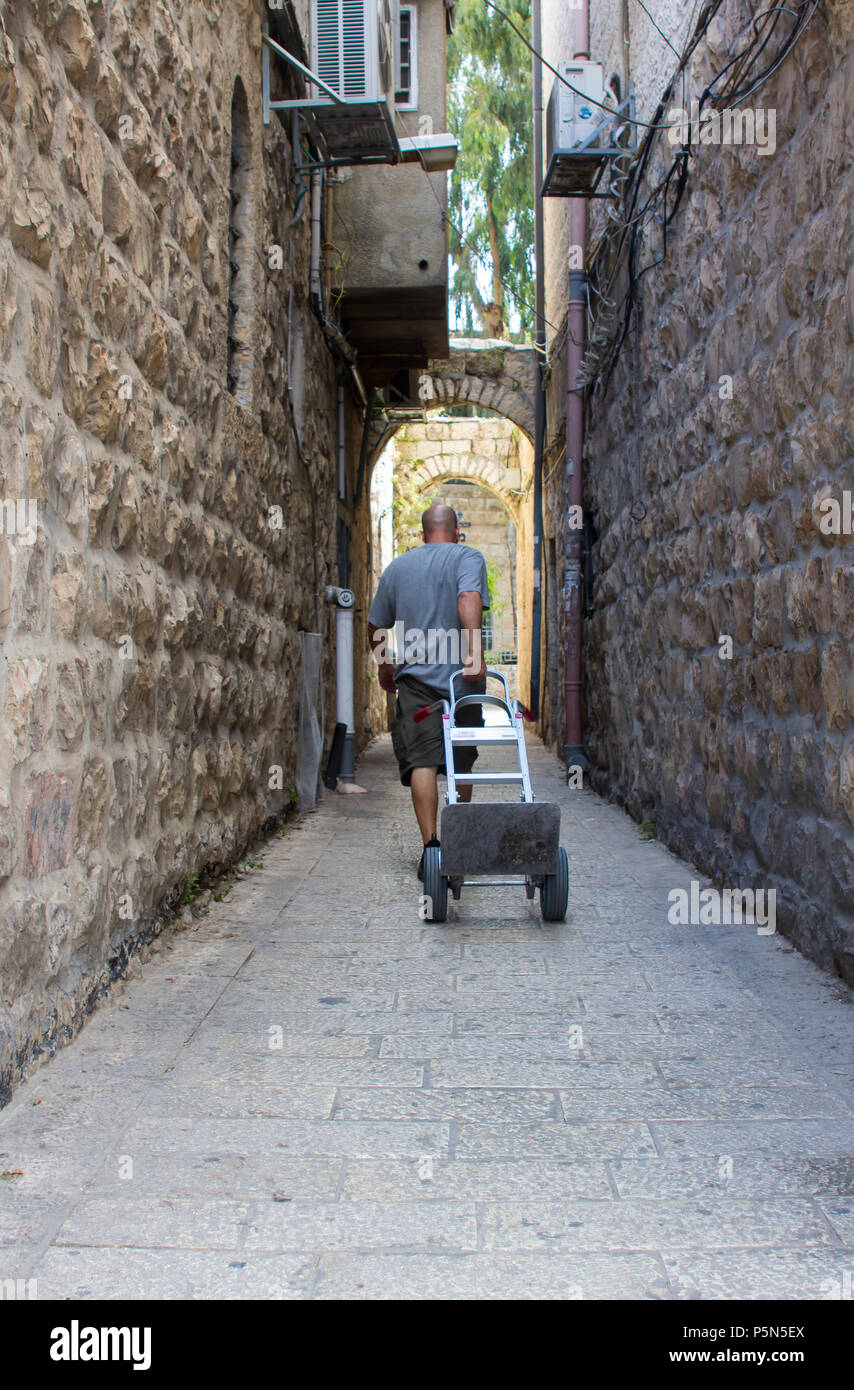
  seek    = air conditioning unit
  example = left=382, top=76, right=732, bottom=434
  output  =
left=305, top=0, right=400, bottom=162
left=542, top=60, right=618, bottom=197
left=264, top=2, right=457, bottom=170
left=313, top=0, right=397, bottom=102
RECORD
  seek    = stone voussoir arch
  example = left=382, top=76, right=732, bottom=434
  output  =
left=408, top=454, right=523, bottom=521
left=367, top=338, right=538, bottom=469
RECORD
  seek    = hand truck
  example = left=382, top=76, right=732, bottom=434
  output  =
left=414, top=670, right=569, bottom=924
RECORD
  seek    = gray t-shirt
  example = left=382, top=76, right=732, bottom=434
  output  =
left=368, top=542, right=491, bottom=693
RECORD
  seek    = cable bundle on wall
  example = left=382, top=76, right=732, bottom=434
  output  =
left=581, top=0, right=822, bottom=392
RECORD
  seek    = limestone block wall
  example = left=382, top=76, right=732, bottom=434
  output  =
left=542, top=0, right=854, bottom=976
left=0, top=0, right=343, bottom=1095
left=430, top=479, right=518, bottom=656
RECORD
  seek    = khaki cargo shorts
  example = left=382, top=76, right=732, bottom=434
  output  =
left=391, top=675, right=485, bottom=787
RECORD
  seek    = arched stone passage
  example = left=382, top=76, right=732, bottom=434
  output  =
left=407, top=450, right=525, bottom=522
left=367, top=338, right=538, bottom=466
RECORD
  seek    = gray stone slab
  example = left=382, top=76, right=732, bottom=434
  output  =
left=662, top=1248, right=854, bottom=1300
left=177, top=1032, right=377, bottom=1058
left=88, top=1152, right=343, bottom=1201
left=610, top=1155, right=854, bottom=1200
left=395, top=989, right=585, bottom=1013
left=652, top=1119, right=854, bottom=1157
left=454, top=1121, right=656, bottom=1160
left=340, top=1159, right=612, bottom=1202
left=480, top=1198, right=832, bottom=1252
left=31, top=1246, right=317, bottom=1299
left=144, top=1083, right=337, bottom=1120
left=195, top=1010, right=453, bottom=1037
left=162, top=1055, right=422, bottom=1089
left=559, top=1085, right=851, bottom=1122
left=0, top=1152, right=104, bottom=1195
left=120, top=1116, right=450, bottom=1159
left=0, top=1195, right=75, bottom=1247
left=245, top=1199, right=477, bottom=1253
left=312, top=1250, right=668, bottom=1299
left=377, top=1034, right=590, bottom=1060
left=431, top=1060, right=659, bottom=1088
left=55, top=1198, right=246, bottom=1251
left=656, top=1056, right=829, bottom=1087
left=333, top=1088, right=559, bottom=1123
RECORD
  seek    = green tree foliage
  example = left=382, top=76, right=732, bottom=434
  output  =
left=447, top=0, right=534, bottom=340
left=485, top=558, right=506, bottom=620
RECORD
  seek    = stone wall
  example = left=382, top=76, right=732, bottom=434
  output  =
left=428, top=479, right=518, bottom=658
left=0, top=0, right=346, bottom=1096
left=542, top=0, right=854, bottom=976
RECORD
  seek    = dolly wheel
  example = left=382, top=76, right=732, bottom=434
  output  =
left=540, top=846, right=569, bottom=922
left=423, top=845, right=448, bottom=923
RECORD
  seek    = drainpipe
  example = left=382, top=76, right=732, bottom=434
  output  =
left=529, top=0, right=545, bottom=726
left=564, top=1, right=590, bottom=778
left=309, top=170, right=323, bottom=308
left=324, top=586, right=366, bottom=793
left=337, top=375, right=347, bottom=501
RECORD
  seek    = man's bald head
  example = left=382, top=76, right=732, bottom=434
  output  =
left=421, top=503, right=459, bottom=542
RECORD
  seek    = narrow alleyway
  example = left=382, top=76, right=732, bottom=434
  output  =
left=2, top=737, right=853, bottom=1301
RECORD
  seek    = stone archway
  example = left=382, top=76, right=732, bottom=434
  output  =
left=411, top=457, right=520, bottom=519
left=370, top=400, right=537, bottom=707
left=367, top=338, right=538, bottom=465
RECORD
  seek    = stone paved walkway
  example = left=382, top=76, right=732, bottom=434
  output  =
left=2, top=735, right=854, bottom=1300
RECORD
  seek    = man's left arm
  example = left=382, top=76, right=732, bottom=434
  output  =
left=457, top=549, right=490, bottom=682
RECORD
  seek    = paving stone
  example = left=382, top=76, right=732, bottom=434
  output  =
left=431, top=1059, right=660, bottom=1087
left=662, top=1249, right=854, bottom=1301
left=559, top=1086, right=851, bottom=1122
left=144, top=1082, right=337, bottom=1120
left=31, top=1247, right=317, bottom=1299
left=244, top=1199, right=478, bottom=1252
left=88, top=1153, right=343, bottom=1201
left=162, top=1055, right=422, bottom=1089
left=332, top=1087, right=559, bottom=1123
left=120, top=1116, right=451, bottom=1159
left=312, top=1251, right=668, bottom=1299
left=480, top=1198, right=833, bottom=1252
left=454, top=1121, right=657, bottom=1160
left=339, top=1159, right=613, bottom=1201
left=55, top=1198, right=246, bottom=1251
left=652, top=1119, right=854, bottom=1156
left=817, top=1200, right=854, bottom=1246
left=610, top=1155, right=854, bottom=1200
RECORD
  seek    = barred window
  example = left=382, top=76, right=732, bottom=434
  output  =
left=396, top=6, right=418, bottom=108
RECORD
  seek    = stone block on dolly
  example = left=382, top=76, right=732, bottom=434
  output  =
left=439, top=802, right=561, bottom=877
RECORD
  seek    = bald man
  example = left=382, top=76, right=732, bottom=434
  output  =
left=368, top=503, right=490, bottom=880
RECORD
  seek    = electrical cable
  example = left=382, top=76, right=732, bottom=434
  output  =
left=582, top=0, right=821, bottom=391
left=631, top=0, right=682, bottom=59
left=479, top=0, right=707, bottom=133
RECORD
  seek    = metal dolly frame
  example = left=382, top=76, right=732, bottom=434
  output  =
left=416, top=671, right=569, bottom=924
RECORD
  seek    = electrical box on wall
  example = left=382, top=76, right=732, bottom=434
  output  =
left=542, top=60, right=632, bottom=197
